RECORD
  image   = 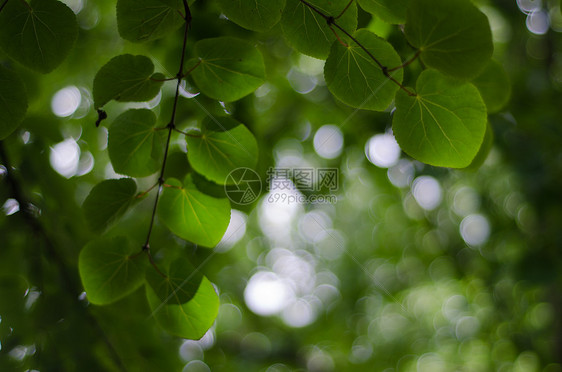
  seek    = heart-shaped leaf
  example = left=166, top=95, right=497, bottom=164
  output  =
left=93, top=54, right=164, bottom=109
left=146, top=275, right=219, bottom=340
left=79, top=236, right=147, bottom=305
left=158, top=175, right=231, bottom=247
left=392, top=69, right=487, bottom=168
left=404, top=0, right=493, bottom=79
left=324, top=29, right=403, bottom=111
left=108, top=109, right=164, bottom=177
left=82, top=178, right=137, bottom=232
left=188, top=37, right=265, bottom=102
left=186, top=117, right=258, bottom=184
left=0, top=0, right=78, bottom=73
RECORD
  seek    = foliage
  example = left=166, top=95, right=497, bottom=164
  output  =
left=0, top=0, right=561, bottom=371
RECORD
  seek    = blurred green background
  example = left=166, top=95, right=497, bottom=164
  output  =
left=2, top=0, right=562, bottom=371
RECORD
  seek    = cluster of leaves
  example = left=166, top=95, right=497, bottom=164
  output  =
left=0, top=0, right=512, bottom=345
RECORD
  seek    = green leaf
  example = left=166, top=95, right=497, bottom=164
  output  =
left=116, top=0, right=185, bottom=42
left=146, top=274, right=219, bottom=340
left=79, top=236, right=146, bottom=305
left=471, top=60, right=511, bottom=114
left=157, top=176, right=231, bottom=247
left=404, top=0, right=493, bottom=79
left=281, top=0, right=358, bottom=59
left=82, top=178, right=137, bottom=232
left=216, top=0, right=286, bottom=32
left=0, top=0, right=78, bottom=73
left=186, top=118, right=259, bottom=184
left=189, top=37, right=265, bottom=102
left=358, top=0, right=410, bottom=24
left=0, top=65, right=27, bottom=140
left=392, top=69, right=487, bottom=168
left=93, top=54, right=165, bottom=109
left=108, top=109, right=164, bottom=177
left=146, top=257, right=203, bottom=305
left=464, top=122, right=494, bottom=171
left=324, top=29, right=403, bottom=111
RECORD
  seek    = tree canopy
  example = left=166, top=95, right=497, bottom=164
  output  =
left=1, top=0, right=562, bottom=371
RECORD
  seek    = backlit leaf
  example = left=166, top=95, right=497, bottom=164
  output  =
left=189, top=37, right=265, bottom=102
left=79, top=236, right=146, bottom=305
left=324, top=29, right=403, bottom=111
left=146, top=275, right=219, bottom=340
left=157, top=176, right=231, bottom=247
left=108, top=109, right=164, bottom=177
left=146, top=257, right=203, bottom=305
left=392, top=69, right=487, bottom=168
left=186, top=117, right=259, bottom=184
left=82, top=178, right=137, bottom=232
left=216, top=0, right=286, bottom=32
left=281, top=0, right=358, bottom=59
left=404, top=0, right=493, bottom=79
left=0, top=0, right=78, bottom=73
left=116, top=0, right=185, bottom=42
left=93, top=54, right=164, bottom=109
left=0, top=65, right=27, bottom=140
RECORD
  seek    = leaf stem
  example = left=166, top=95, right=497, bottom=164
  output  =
left=298, top=0, right=416, bottom=96
left=388, top=50, right=421, bottom=72
left=335, top=0, right=354, bottom=20
left=142, top=0, right=192, bottom=256
left=136, top=182, right=159, bottom=199
left=173, top=127, right=202, bottom=137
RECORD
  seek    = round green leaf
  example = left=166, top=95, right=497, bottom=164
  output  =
left=0, top=0, right=78, bottom=73
left=79, top=236, right=147, bottom=305
left=471, top=60, right=511, bottom=114
left=216, top=0, right=286, bottom=32
left=281, top=0, right=358, bottom=59
left=0, top=65, right=27, bottom=140
left=358, top=0, right=410, bottom=24
left=392, top=69, right=487, bottom=168
left=146, top=275, right=219, bottom=340
left=189, top=37, right=265, bottom=102
left=116, top=0, right=185, bottom=42
left=82, top=178, right=137, bottom=232
left=186, top=118, right=259, bottom=184
left=157, top=176, right=231, bottom=247
left=93, top=54, right=165, bottom=109
left=146, top=257, right=203, bottom=305
left=108, top=109, right=164, bottom=177
left=404, top=0, right=493, bottom=79
left=324, top=29, right=403, bottom=111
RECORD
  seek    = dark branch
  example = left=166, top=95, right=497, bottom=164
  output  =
left=142, top=0, right=192, bottom=256
left=298, top=0, right=417, bottom=96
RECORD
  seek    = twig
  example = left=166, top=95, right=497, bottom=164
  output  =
left=298, top=0, right=417, bottom=96
left=141, top=0, right=192, bottom=275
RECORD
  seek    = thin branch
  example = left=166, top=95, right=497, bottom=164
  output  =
left=136, top=182, right=159, bottom=199
left=142, top=0, right=192, bottom=255
left=0, top=0, right=9, bottom=13
left=335, top=0, right=354, bottom=20
left=388, top=50, right=421, bottom=72
left=173, top=127, right=202, bottom=137
left=298, top=0, right=417, bottom=96
left=149, top=60, right=202, bottom=82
